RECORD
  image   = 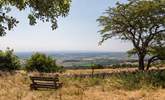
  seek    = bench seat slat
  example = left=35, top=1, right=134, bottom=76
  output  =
left=32, top=85, right=58, bottom=89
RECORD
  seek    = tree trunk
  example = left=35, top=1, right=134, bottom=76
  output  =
left=138, top=55, right=145, bottom=70
left=91, top=68, right=94, bottom=78
left=146, top=59, right=152, bottom=70
left=146, top=56, right=158, bottom=70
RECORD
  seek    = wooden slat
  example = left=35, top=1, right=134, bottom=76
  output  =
left=29, top=76, right=62, bottom=90
left=30, top=76, right=59, bottom=81
left=32, top=84, right=57, bottom=89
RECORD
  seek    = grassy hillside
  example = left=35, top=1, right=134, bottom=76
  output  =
left=1, top=67, right=165, bottom=100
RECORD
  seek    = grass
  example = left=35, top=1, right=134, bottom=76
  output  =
left=64, top=67, right=137, bottom=75
left=1, top=67, right=165, bottom=100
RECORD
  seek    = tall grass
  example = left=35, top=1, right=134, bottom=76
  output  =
left=62, top=69, right=165, bottom=91
left=1, top=69, right=165, bottom=100
left=112, top=70, right=165, bottom=90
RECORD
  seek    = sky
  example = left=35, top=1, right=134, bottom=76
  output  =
left=0, top=0, right=132, bottom=52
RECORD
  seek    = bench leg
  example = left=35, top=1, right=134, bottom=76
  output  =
left=30, top=84, right=37, bottom=90
left=58, top=83, right=63, bottom=88
left=59, top=83, right=63, bottom=88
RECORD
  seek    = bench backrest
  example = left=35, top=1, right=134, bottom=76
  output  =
left=30, top=76, right=59, bottom=83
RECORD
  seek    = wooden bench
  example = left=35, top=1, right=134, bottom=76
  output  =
left=30, top=76, right=63, bottom=90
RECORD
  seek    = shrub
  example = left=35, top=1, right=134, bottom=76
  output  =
left=0, top=48, right=21, bottom=71
left=25, top=52, right=63, bottom=73
left=110, top=63, right=138, bottom=69
left=91, top=64, right=104, bottom=69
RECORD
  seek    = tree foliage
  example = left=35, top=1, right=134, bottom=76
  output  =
left=0, top=48, right=21, bottom=71
left=97, top=0, right=165, bottom=70
left=91, top=64, right=104, bottom=69
left=0, top=0, right=71, bottom=36
left=128, top=39, right=165, bottom=70
left=146, top=45, right=165, bottom=70
left=25, top=52, right=62, bottom=73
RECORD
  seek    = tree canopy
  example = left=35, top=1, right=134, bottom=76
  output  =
left=0, top=48, right=20, bottom=71
left=25, top=52, right=63, bottom=72
left=97, top=0, right=165, bottom=70
left=0, top=0, right=71, bottom=36
left=146, top=44, right=165, bottom=70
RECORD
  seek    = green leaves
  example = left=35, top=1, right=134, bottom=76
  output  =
left=149, top=46, right=165, bottom=60
left=26, top=52, right=62, bottom=73
left=98, top=0, right=165, bottom=42
left=26, top=0, right=71, bottom=30
left=98, top=0, right=165, bottom=70
left=0, top=10, right=19, bottom=36
left=0, top=0, right=71, bottom=36
left=28, top=14, right=36, bottom=25
left=0, top=48, right=21, bottom=71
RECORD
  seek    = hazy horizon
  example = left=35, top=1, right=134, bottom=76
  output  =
left=0, top=0, right=131, bottom=52
left=15, top=50, right=127, bottom=53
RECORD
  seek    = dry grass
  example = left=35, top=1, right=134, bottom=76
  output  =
left=1, top=68, right=165, bottom=100
left=64, top=68, right=137, bottom=75
left=64, top=66, right=165, bottom=75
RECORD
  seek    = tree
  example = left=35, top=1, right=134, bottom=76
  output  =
left=25, top=52, right=63, bottom=73
left=0, top=48, right=21, bottom=71
left=0, top=0, right=71, bottom=36
left=128, top=45, right=165, bottom=70
left=91, top=64, right=104, bottom=78
left=146, top=44, right=165, bottom=70
left=97, top=0, right=165, bottom=70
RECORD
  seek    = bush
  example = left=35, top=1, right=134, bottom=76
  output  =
left=0, top=48, right=21, bottom=71
left=25, top=52, right=63, bottom=73
left=91, top=64, right=104, bottom=69
left=110, top=63, right=138, bottom=69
